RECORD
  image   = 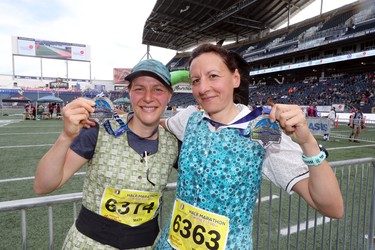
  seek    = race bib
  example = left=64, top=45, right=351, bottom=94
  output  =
left=100, top=187, right=161, bottom=226
left=168, top=199, right=229, bottom=250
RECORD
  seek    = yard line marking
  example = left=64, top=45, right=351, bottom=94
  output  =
left=330, top=134, right=375, bottom=143
left=0, top=125, right=62, bottom=128
left=0, top=144, right=53, bottom=149
left=280, top=217, right=332, bottom=235
left=0, top=176, right=34, bottom=182
left=327, top=144, right=375, bottom=150
left=0, top=172, right=86, bottom=183
left=0, top=120, right=21, bottom=127
left=0, top=132, right=60, bottom=136
left=256, top=195, right=279, bottom=203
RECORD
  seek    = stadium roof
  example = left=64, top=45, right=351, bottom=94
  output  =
left=142, top=0, right=315, bottom=51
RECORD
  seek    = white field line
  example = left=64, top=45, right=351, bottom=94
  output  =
left=0, top=119, right=61, bottom=128
left=0, top=132, right=60, bottom=136
left=0, top=172, right=86, bottom=183
left=0, top=120, right=21, bottom=127
left=280, top=217, right=332, bottom=236
left=254, top=195, right=333, bottom=236
left=0, top=125, right=61, bottom=128
left=0, top=144, right=53, bottom=149
left=256, top=195, right=279, bottom=204
left=327, top=144, right=375, bottom=150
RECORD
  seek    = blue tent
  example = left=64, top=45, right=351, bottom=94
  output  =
left=37, top=95, right=64, bottom=103
left=113, top=97, right=130, bottom=104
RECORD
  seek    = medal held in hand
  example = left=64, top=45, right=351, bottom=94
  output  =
left=250, top=115, right=281, bottom=148
left=90, top=95, right=115, bottom=125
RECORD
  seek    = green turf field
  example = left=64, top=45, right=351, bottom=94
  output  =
left=0, top=108, right=374, bottom=249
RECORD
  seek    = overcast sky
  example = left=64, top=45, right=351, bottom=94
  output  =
left=0, top=0, right=357, bottom=81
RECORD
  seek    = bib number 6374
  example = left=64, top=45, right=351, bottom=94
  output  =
left=168, top=199, right=229, bottom=250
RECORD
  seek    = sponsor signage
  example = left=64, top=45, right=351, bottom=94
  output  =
left=12, top=36, right=91, bottom=61
left=250, top=49, right=375, bottom=76
left=307, top=117, right=330, bottom=135
left=113, top=68, right=131, bottom=85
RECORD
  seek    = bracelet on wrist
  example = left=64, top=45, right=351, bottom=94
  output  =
left=302, top=144, right=328, bottom=166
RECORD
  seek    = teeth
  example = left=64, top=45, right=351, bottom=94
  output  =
left=143, top=107, right=155, bottom=111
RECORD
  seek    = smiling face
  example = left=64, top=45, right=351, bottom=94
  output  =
left=128, top=75, right=172, bottom=129
left=190, top=52, right=240, bottom=121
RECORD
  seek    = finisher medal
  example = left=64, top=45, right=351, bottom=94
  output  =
left=90, top=94, right=115, bottom=125
left=250, top=115, right=281, bottom=148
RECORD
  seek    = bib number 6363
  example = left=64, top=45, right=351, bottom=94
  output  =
left=173, top=214, right=221, bottom=249
left=168, top=199, right=229, bottom=250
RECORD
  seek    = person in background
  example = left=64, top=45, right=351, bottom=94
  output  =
left=31, top=103, right=36, bottom=120
left=155, top=43, right=343, bottom=250
left=348, top=114, right=354, bottom=140
left=56, top=103, right=61, bottom=117
left=24, top=102, right=31, bottom=120
left=324, top=106, right=336, bottom=141
left=37, top=104, right=45, bottom=114
left=48, top=102, right=54, bottom=118
left=307, top=104, right=315, bottom=117
left=350, top=107, right=364, bottom=143
left=302, top=107, right=308, bottom=117
left=34, top=59, right=179, bottom=249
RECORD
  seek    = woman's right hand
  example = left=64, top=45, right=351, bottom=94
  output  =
left=62, top=97, right=96, bottom=139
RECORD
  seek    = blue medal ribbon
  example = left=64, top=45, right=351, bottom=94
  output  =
left=203, top=107, right=263, bottom=136
left=103, top=112, right=158, bottom=138
left=103, top=111, right=128, bottom=136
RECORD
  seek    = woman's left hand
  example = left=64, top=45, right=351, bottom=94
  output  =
left=269, top=104, right=312, bottom=145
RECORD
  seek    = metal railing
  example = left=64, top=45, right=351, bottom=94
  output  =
left=0, top=158, right=374, bottom=250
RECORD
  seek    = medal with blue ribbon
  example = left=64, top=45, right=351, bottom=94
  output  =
left=90, top=93, right=115, bottom=125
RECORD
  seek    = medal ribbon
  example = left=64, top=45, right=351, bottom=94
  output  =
left=203, top=107, right=263, bottom=136
left=103, top=111, right=127, bottom=137
left=103, top=112, right=158, bottom=138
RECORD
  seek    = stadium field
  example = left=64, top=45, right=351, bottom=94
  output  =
left=0, top=108, right=374, bottom=249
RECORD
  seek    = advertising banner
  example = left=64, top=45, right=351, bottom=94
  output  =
left=113, top=68, right=131, bottom=85
left=12, top=36, right=91, bottom=61
left=307, top=117, right=330, bottom=135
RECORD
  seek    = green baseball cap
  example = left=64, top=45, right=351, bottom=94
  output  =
left=125, top=59, right=172, bottom=90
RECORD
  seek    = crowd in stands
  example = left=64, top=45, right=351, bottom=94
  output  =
left=249, top=71, right=375, bottom=112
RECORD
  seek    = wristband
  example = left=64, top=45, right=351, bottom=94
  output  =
left=302, top=145, right=328, bottom=166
